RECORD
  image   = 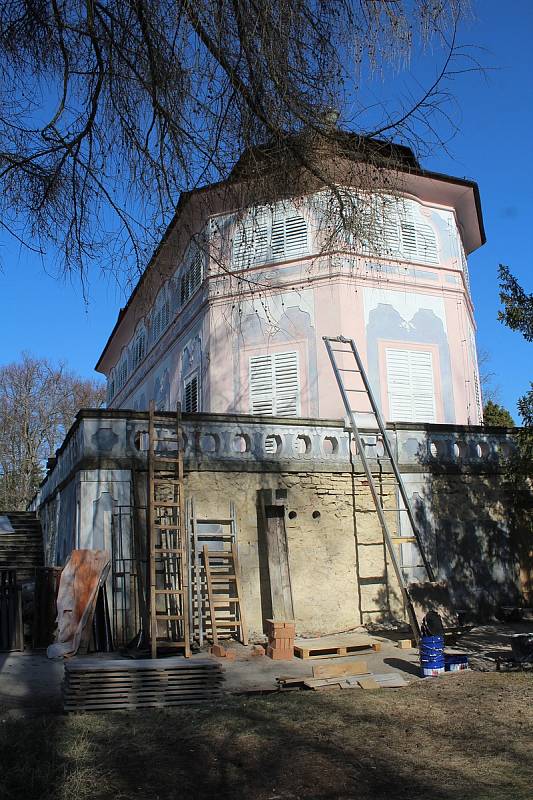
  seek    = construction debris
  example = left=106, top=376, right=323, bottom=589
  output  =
left=63, top=657, right=223, bottom=711
left=278, top=669, right=408, bottom=692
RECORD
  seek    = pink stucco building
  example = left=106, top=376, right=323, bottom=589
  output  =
left=96, top=136, right=485, bottom=426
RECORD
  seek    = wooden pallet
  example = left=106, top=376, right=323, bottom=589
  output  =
left=63, top=657, right=223, bottom=711
left=293, top=635, right=381, bottom=660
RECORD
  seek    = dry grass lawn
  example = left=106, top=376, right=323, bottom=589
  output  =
left=1, top=672, right=532, bottom=800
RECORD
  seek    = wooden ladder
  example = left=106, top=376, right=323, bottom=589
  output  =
left=148, top=402, right=191, bottom=658
left=203, top=544, right=248, bottom=646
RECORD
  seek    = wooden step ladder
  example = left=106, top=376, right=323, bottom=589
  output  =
left=148, top=402, right=191, bottom=658
left=323, top=335, right=438, bottom=642
left=203, top=544, right=248, bottom=646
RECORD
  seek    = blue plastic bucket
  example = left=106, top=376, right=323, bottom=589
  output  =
left=445, top=654, right=469, bottom=672
left=420, top=635, right=445, bottom=677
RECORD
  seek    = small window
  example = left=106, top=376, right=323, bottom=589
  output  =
left=386, top=348, right=436, bottom=423
left=152, top=287, right=171, bottom=343
left=232, top=206, right=308, bottom=268
left=249, top=351, right=300, bottom=417
left=107, top=372, right=115, bottom=404
left=130, top=326, right=146, bottom=372
left=180, top=248, right=203, bottom=305
left=183, top=374, right=199, bottom=413
left=116, top=353, right=128, bottom=390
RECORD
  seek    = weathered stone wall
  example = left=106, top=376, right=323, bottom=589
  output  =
left=34, top=410, right=532, bottom=640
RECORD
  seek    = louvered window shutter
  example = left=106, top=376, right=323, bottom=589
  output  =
left=249, top=355, right=274, bottom=415
left=283, top=215, right=308, bottom=257
left=386, top=349, right=436, bottom=423
left=184, top=374, right=199, bottom=413
left=233, top=209, right=308, bottom=267
left=180, top=249, right=203, bottom=305
left=249, top=351, right=300, bottom=416
left=273, top=351, right=299, bottom=415
left=233, top=219, right=268, bottom=268
left=399, top=202, right=438, bottom=264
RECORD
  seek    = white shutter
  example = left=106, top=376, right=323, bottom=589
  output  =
left=399, top=201, right=438, bottom=265
left=284, top=215, right=308, bottom=256
left=249, top=355, right=274, bottom=415
left=386, top=349, right=436, bottom=423
left=233, top=218, right=268, bottom=267
left=273, top=351, right=299, bottom=415
left=249, top=351, right=300, bottom=416
left=233, top=208, right=308, bottom=267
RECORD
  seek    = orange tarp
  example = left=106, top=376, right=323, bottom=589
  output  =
left=47, top=549, right=110, bottom=659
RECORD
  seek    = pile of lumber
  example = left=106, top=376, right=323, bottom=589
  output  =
left=278, top=660, right=408, bottom=692
left=266, top=619, right=295, bottom=660
left=63, top=657, right=224, bottom=711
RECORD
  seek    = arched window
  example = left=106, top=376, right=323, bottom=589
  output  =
left=151, top=284, right=171, bottom=344
left=232, top=203, right=309, bottom=268
left=106, top=369, right=116, bottom=405
left=116, top=349, right=129, bottom=391
left=129, top=322, right=147, bottom=372
left=342, top=193, right=439, bottom=265
left=180, top=243, right=204, bottom=306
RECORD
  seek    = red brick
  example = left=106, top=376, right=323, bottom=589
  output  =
left=268, top=629, right=294, bottom=640
left=224, top=650, right=237, bottom=661
left=251, top=645, right=265, bottom=657
left=266, top=645, right=293, bottom=660
left=268, top=637, right=295, bottom=650
left=211, top=644, right=226, bottom=658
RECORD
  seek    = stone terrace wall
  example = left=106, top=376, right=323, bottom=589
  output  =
left=34, top=410, right=532, bottom=637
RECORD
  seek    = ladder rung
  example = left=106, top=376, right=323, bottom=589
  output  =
left=155, top=524, right=181, bottom=530
left=154, top=456, right=181, bottom=463
left=155, top=614, right=185, bottom=621
left=205, top=551, right=233, bottom=558
left=213, top=621, right=241, bottom=627
left=212, top=599, right=239, bottom=606
left=154, top=588, right=186, bottom=594
left=153, top=548, right=185, bottom=554
left=154, top=640, right=188, bottom=647
left=154, top=479, right=182, bottom=485
left=391, top=537, right=418, bottom=544
left=196, top=519, right=233, bottom=525
left=153, top=501, right=182, bottom=507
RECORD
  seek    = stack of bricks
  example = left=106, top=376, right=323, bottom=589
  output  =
left=265, top=619, right=295, bottom=660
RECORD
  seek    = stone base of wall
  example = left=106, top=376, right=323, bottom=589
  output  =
left=34, top=410, right=532, bottom=640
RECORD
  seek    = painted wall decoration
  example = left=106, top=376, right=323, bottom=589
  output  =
left=363, top=287, right=455, bottom=423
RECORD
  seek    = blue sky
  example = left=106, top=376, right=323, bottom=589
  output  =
left=0, top=0, right=531, bottom=419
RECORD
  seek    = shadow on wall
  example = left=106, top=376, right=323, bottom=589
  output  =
left=413, top=462, right=532, bottom=619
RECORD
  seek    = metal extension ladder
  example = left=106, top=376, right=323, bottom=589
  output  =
left=148, top=402, right=191, bottom=658
left=323, top=335, right=436, bottom=641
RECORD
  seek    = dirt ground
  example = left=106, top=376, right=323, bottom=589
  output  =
left=1, top=671, right=532, bottom=800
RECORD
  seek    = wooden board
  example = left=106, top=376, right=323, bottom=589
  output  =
left=357, top=677, right=381, bottom=690
left=262, top=503, right=294, bottom=620
left=312, top=660, right=368, bottom=678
